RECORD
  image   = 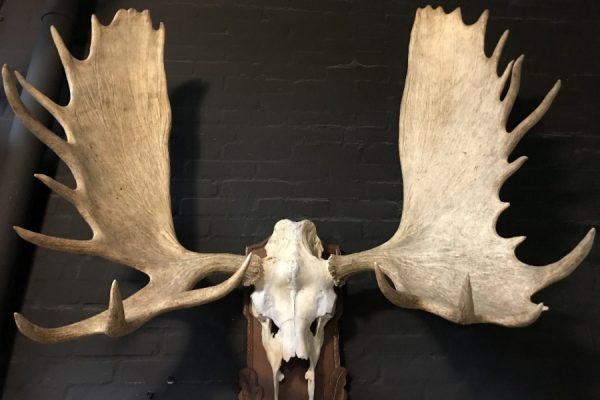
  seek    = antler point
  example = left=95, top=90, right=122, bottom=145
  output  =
left=477, top=9, right=489, bottom=25
left=13, top=312, right=26, bottom=325
left=109, top=280, right=123, bottom=308
left=106, top=279, right=126, bottom=337
left=12, top=312, right=45, bottom=343
left=14, top=69, right=25, bottom=82
left=553, top=79, right=562, bottom=91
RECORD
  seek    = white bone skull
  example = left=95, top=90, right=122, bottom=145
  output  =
left=250, top=219, right=336, bottom=400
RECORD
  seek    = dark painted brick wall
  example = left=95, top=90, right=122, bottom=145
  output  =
left=0, top=0, right=48, bottom=168
left=2, top=0, right=600, bottom=399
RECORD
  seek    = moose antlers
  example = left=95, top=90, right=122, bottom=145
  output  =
left=3, top=3, right=595, bottom=363
left=3, top=9, right=258, bottom=343
left=328, top=7, right=595, bottom=327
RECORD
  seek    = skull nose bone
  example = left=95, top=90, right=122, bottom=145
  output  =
left=279, top=319, right=310, bottom=361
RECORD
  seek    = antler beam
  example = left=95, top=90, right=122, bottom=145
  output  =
left=14, top=254, right=252, bottom=343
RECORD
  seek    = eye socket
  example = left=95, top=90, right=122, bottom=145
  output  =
left=309, top=319, right=318, bottom=335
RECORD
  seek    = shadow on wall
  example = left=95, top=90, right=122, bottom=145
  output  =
left=137, top=295, right=247, bottom=398
left=500, top=94, right=600, bottom=265
left=340, top=284, right=600, bottom=400
left=169, top=78, right=209, bottom=248
left=145, top=79, right=247, bottom=398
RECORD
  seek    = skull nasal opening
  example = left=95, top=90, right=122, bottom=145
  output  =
left=270, top=320, right=280, bottom=336
left=280, top=358, right=310, bottom=380
left=309, top=319, right=318, bottom=335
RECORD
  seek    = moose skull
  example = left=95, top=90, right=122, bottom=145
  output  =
left=250, top=219, right=336, bottom=400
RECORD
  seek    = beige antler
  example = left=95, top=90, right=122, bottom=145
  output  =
left=3, top=9, right=258, bottom=343
left=328, top=6, right=595, bottom=327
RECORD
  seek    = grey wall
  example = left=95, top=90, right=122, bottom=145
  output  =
left=2, top=0, right=600, bottom=399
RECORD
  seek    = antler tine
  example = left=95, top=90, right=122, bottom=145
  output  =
left=501, top=54, right=524, bottom=126
left=498, top=59, right=515, bottom=97
left=166, top=253, right=253, bottom=308
left=502, top=155, right=528, bottom=183
left=13, top=69, right=66, bottom=125
left=374, top=263, right=420, bottom=309
left=50, top=26, right=75, bottom=81
left=507, top=235, right=527, bottom=251
left=34, top=174, right=77, bottom=204
left=491, top=29, right=509, bottom=63
left=106, top=280, right=126, bottom=337
left=476, top=9, right=489, bottom=26
left=505, top=79, right=562, bottom=156
left=532, top=228, right=596, bottom=292
left=13, top=313, right=70, bottom=344
left=32, top=173, right=101, bottom=233
left=14, top=226, right=99, bottom=255
left=1, top=65, right=75, bottom=167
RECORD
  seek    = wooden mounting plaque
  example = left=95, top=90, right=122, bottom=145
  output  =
left=238, top=240, right=347, bottom=400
